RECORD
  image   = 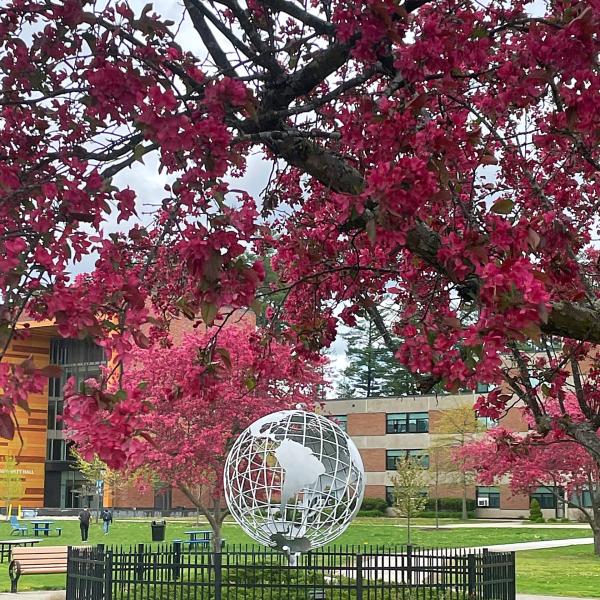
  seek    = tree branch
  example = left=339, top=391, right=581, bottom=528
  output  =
left=259, top=0, right=335, bottom=35
left=185, top=0, right=237, bottom=75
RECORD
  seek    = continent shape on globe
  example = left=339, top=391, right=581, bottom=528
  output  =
left=274, top=438, right=326, bottom=510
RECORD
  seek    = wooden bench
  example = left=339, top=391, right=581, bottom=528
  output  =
left=9, top=546, right=68, bottom=592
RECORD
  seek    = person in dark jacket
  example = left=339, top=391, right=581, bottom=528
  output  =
left=78, top=507, right=91, bottom=542
left=101, top=508, right=113, bottom=534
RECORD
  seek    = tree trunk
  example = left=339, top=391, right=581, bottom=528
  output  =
left=592, top=527, right=600, bottom=557
left=435, top=497, right=439, bottom=529
left=462, top=477, right=468, bottom=520
left=407, top=512, right=411, bottom=545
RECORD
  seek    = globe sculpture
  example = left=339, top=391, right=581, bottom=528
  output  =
left=224, top=410, right=365, bottom=554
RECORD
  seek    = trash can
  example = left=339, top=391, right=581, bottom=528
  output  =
left=151, top=520, right=166, bottom=542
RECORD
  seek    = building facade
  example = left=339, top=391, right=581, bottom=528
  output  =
left=1, top=323, right=107, bottom=510
left=322, top=393, right=576, bottom=520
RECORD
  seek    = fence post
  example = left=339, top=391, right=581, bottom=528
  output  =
left=66, top=546, right=73, bottom=600
left=467, top=553, right=476, bottom=598
left=356, top=553, right=363, bottom=600
left=135, top=543, right=145, bottom=582
left=214, top=550, right=222, bottom=600
left=172, top=540, right=182, bottom=580
left=104, top=550, right=113, bottom=600
left=406, top=545, right=413, bottom=585
left=509, top=552, right=516, bottom=600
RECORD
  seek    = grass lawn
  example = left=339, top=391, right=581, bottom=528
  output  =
left=517, top=545, right=600, bottom=597
left=0, top=517, right=594, bottom=594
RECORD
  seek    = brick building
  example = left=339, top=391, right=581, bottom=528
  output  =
left=322, top=393, right=577, bottom=520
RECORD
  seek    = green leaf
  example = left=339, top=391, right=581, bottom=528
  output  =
left=245, top=374, right=257, bottom=391
left=133, top=144, right=147, bottom=164
left=201, top=302, right=218, bottom=326
left=490, top=199, right=514, bottom=214
left=366, top=218, right=376, bottom=243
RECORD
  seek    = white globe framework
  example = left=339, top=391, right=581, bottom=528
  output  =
left=224, top=410, right=365, bottom=553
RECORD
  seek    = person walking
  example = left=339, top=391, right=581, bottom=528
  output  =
left=78, top=507, right=91, bottom=542
left=101, top=508, right=113, bottom=535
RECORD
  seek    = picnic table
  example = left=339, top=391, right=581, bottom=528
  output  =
left=0, top=539, right=41, bottom=563
left=30, top=521, right=58, bottom=537
left=183, top=530, right=213, bottom=542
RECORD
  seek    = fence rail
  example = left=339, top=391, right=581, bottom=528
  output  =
left=66, top=544, right=515, bottom=600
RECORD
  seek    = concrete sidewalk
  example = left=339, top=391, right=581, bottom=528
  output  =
left=431, top=521, right=590, bottom=529
left=518, top=596, right=599, bottom=600
left=467, top=537, right=594, bottom=552
left=0, top=593, right=64, bottom=600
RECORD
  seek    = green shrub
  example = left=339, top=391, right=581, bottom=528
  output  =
left=547, top=518, right=557, bottom=523
left=360, top=497, right=388, bottom=513
left=560, top=518, right=570, bottom=523
left=424, top=498, right=476, bottom=512
left=419, top=510, right=475, bottom=519
left=529, top=499, right=543, bottom=522
left=357, top=509, right=387, bottom=517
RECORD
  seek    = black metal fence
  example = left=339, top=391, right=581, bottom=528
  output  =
left=66, top=544, right=515, bottom=600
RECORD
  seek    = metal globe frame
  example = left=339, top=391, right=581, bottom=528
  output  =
left=224, top=410, right=365, bottom=553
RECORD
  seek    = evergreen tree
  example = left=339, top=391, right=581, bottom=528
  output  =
left=339, top=310, right=419, bottom=398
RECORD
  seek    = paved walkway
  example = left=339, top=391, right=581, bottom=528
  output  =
left=518, top=596, right=599, bottom=600
left=466, top=537, right=594, bottom=552
left=431, top=521, right=590, bottom=529
left=0, top=593, right=65, bottom=600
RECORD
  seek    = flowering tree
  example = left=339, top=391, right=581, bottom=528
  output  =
left=461, top=396, right=600, bottom=554
left=64, top=326, right=323, bottom=547
left=2, top=0, right=600, bottom=545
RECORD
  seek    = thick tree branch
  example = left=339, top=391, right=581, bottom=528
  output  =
left=185, top=0, right=237, bottom=75
left=261, top=134, right=600, bottom=344
left=260, top=0, right=335, bottom=35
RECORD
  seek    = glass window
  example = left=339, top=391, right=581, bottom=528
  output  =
left=477, top=415, right=498, bottom=429
left=331, top=415, right=348, bottom=432
left=387, top=412, right=429, bottom=434
left=47, top=439, right=67, bottom=462
left=386, top=486, right=394, bottom=506
left=531, top=486, right=561, bottom=509
left=571, top=489, right=593, bottom=508
left=477, top=486, right=500, bottom=508
left=386, top=449, right=429, bottom=470
left=476, top=382, right=491, bottom=393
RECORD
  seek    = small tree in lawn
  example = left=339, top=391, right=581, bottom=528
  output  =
left=0, top=455, right=25, bottom=513
left=435, top=403, right=485, bottom=520
left=71, top=449, right=125, bottom=522
left=392, top=456, right=428, bottom=545
left=427, top=443, right=450, bottom=529
left=529, top=499, right=544, bottom=523
left=65, top=325, right=323, bottom=549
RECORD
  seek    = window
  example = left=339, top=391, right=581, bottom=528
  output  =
left=530, top=486, right=562, bottom=510
left=386, top=486, right=394, bottom=506
left=571, top=489, right=593, bottom=508
left=387, top=412, right=428, bottom=434
left=386, top=449, right=429, bottom=470
left=476, top=382, right=491, bottom=393
left=331, top=415, right=348, bottom=432
left=46, top=439, right=67, bottom=462
left=477, top=416, right=498, bottom=429
left=477, top=486, right=500, bottom=508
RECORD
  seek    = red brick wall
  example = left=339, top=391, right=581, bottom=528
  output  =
left=499, top=407, right=528, bottom=432
left=500, top=487, right=529, bottom=511
left=359, top=448, right=385, bottom=472
left=348, top=413, right=385, bottom=436
left=111, top=484, right=154, bottom=509
left=365, top=485, right=386, bottom=500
